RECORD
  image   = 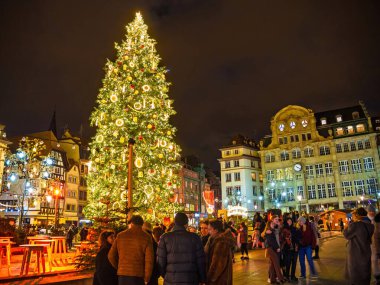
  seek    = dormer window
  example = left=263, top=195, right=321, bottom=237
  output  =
left=321, top=118, right=327, bottom=125
left=336, top=115, right=342, bottom=122
left=346, top=125, right=354, bottom=134
left=289, top=121, right=296, bottom=129
left=352, top=112, right=359, bottom=119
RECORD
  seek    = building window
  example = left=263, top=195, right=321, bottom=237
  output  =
left=357, top=140, right=364, bottom=150
left=317, top=184, right=327, bottom=199
left=315, top=164, right=324, bottom=177
left=280, top=151, right=289, bottom=161
left=367, top=178, right=379, bottom=195
left=350, top=141, right=356, bottom=151
left=363, top=157, right=374, bottom=171
left=339, top=160, right=350, bottom=175
left=266, top=170, right=274, bottom=182
left=352, top=112, right=360, bottom=119
left=78, top=205, right=83, bottom=214
left=305, top=165, right=314, bottom=178
left=346, top=125, right=354, bottom=134
left=251, top=172, right=257, bottom=181
left=290, top=121, right=296, bottom=129
left=335, top=127, right=344, bottom=136
left=354, top=180, right=365, bottom=196
left=259, top=174, right=263, bottom=182
left=225, top=161, right=231, bottom=168
left=336, top=144, right=342, bottom=153
left=234, top=172, right=241, bottom=181
left=343, top=143, right=349, bottom=152
left=304, top=147, right=314, bottom=158
left=336, top=115, right=342, bottom=122
left=356, top=124, right=365, bottom=132
left=287, top=188, right=294, bottom=201
left=351, top=159, right=362, bottom=173
left=342, top=181, right=353, bottom=197
left=364, top=139, right=371, bottom=149
left=235, top=186, right=241, bottom=196
left=308, top=185, right=316, bottom=199
left=319, top=146, right=330, bottom=156
left=292, top=148, right=301, bottom=159
left=279, top=137, right=288, bottom=145
left=225, top=173, right=231, bottom=182
left=321, top=118, right=327, bottom=125
left=226, top=186, right=233, bottom=196
left=278, top=123, right=285, bottom=132
left=225, top=150, right=230, bottom=156
left=297, top=186, right=304, bottom=199
left=252, top=185, right=257, bottom=196
left=234, top=149, right=239, bottom=154
left=251, top=160, right=255, bottom=167
left=234, top=160, right=240, bottom=167
left=302, top=119, right=308, bottom=127
left=268, top=189, right=275, bottom=201
left=325, top=162, right=333, bottom=176
left=327, top=183, right=336, bottom=197
left=290, top=135, right=300, bottom=142
left=265, top=153, right=275, bottom=163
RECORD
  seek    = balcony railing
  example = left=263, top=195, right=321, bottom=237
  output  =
left=38, top=207, right=63, bottom=215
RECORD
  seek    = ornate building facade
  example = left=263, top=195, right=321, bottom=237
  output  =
left=219, top=135, right=264, bottom=213
left=259, top=104, right=380, bottom=212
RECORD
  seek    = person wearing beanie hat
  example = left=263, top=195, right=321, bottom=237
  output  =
left=344, top=207, right=374, bottom=284
left=157, top=212, right=206, bottom=285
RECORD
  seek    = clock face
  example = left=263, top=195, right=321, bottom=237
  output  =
left=294, top=164, right=302, bottom=172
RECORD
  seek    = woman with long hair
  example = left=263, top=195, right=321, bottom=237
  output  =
left=93, top=230, right=117, bottom=285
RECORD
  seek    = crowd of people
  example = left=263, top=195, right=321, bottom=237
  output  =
left=89, top=203, right=380, bottom=285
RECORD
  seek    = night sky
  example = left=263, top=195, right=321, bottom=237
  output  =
left=1, top=1, right=380, bottom=170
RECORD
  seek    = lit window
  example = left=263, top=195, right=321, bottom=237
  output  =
left=356, top=124, right=365, bottom=132
left=352, top=112, right=360, bottom=119
left=301, top=120, right=308, bottom=127
left=289, top=121, right=296, bottom=129
left=346, top=126, right=354, bottom=134
left=278, top=124, right=285, bottom=132
left=321, top=118, right=327, bottom=125
left=336, top=115, right=342, bottom=122
left=335, top=127, right=344, bottom=136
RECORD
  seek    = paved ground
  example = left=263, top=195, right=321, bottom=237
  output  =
left=233, top=233, right=347, bottom=285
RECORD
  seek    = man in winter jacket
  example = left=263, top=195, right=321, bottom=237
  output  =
left=108, top=215, right=154, bottom=285
left=157, top=212, right=206, bottom=285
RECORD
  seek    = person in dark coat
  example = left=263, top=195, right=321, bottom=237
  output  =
left=265, top=218, right=285, bottom=284
left=238, top=222, right=249, bottom=260
left=205, top=219, right=236, bottom=285
left=157, top=212, right=206, bottom=285
left=281, top=217, right=299, bottom=282
left=344, top=208, right=374, bottom=285
left=297, top=216, right=317, bottom=279
left=93, top=230, right=117, bottom=285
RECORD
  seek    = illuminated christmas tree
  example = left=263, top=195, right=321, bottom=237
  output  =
left=84, top=13, right=182, bottom=223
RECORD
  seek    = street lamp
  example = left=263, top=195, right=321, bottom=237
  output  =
left=361, top=195, right=364, bottom=206
left=297, top=195, right=302, bottom=211
left=46, top=195, right=52, bottom=229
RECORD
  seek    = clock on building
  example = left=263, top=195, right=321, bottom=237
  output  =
left=294, top=163, right=302, bottom=172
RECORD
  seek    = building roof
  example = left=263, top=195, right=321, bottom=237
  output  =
left=314, top=105, right=367, bottom=127
left=221, top=134, right=259, bottom=149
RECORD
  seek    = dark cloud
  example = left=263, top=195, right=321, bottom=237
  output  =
left=1, top=0, right=379, bottom=170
